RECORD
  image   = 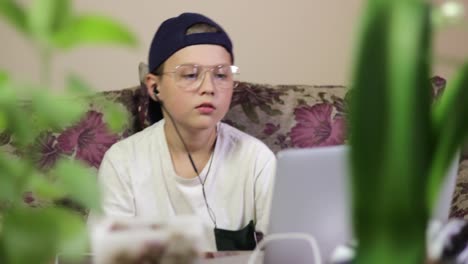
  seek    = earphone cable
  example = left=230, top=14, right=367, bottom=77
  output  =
left=159, top=101, right=218, bottom=227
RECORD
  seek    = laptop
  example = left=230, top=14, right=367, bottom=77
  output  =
left=264, top=145, right=459, bottom=264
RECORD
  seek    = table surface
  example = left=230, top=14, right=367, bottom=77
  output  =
left=56, top=251, right=259, bottom=264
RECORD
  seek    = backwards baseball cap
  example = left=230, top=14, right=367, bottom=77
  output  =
left=148, top=12, right=234, bottom=73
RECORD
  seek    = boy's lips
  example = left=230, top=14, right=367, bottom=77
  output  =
left=196, top=102, right=216, bottom=109
left=196, top=102, right=216, bottom=114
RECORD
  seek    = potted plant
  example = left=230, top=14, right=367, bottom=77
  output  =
left=0, top=0, right=136, bottom=263
left=349, top=0, right=467, bottom=263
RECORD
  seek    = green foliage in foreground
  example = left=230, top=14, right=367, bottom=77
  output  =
left=0, top=0, right=137, bottom=263
left=350, top=0, right=467, bottom=263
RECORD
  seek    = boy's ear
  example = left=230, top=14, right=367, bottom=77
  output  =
left=145, top=74, right=159, bottom=101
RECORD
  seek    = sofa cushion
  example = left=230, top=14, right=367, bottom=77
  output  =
left=451, top=157, right=468, bottom=218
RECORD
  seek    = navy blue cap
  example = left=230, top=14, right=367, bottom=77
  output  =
left=148, top=12, right=234, bottom=73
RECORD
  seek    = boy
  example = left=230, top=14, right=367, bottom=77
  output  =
left=92, top=12, right=276, bottom=251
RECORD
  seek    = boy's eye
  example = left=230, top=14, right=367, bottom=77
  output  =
left=214, top=66, right=230, bottom=79
left=182, top=73, right=198, bottom=79
left=215, top=73, right=228, bottom=79
left=177, top=65, right=200, bottom=80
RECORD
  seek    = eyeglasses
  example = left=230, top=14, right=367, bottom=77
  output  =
left=160, top=64, right=240, bottom=91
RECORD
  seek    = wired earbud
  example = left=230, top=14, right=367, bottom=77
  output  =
left=153, top=86, right=160, bottom=102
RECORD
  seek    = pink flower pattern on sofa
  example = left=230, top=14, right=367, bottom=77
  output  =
left=230, top=82, right=286, bottom=123
left=290, top=103, right=346, bottom=147
left=57, top=110, right=119, bottom=168
left=35, top=132, right=61, bottom=171
left=263, top=123, right=281, bottom=136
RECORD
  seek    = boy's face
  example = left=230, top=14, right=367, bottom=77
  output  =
left=148, top=44, right=234, bottom=131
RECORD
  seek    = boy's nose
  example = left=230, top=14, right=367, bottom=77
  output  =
left=196, top=70, right=216, bottom=93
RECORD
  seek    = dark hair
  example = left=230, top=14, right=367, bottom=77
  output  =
left=148, top=22, right=227, bottom=124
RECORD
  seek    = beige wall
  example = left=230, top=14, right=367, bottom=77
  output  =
left=0, top=0, right=467, bottom=91
left=433, top=0, right=468, bottom=81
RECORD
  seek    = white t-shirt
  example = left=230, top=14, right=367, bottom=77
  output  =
left=89, top=119, right=276, bottom=251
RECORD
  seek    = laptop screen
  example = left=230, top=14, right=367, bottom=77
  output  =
left=265, top=145, right=458, bottom=263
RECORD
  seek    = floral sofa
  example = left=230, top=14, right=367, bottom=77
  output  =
left=2, top=73, right=468, bottom=219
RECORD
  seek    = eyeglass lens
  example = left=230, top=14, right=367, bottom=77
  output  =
left=174, top=65, right=238, bottom=90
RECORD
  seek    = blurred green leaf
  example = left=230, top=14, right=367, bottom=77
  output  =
left=0, top=72, right=11, bottom=132
left=0, top=152, right=36, bottom=204
left=30, top=89, right=87, bottom=130
left=101, top=100, right=128, bottom=133
left=28, top=0, right=72, bottom=44
left=431, top=7, right=443, bottom=27
left=350, top=0, right=392, bottom=244
left=384, top=0, right=432, bottom=246
left=27, top=172, right=67, bottom=200
left=52, top=158, right=100, bottom=211
left=50, top=207, right=89, bottom=259
left=3, top=207, right=88, bottom=264
left=350, top=0, right=431, bottom=263
left=52, top=14, right=137, bottom=49
left=0, top=73, right=8, bottom=131
left=0, top=74, right=15, bottom=106
left=0, top=70, right=8, bottom=84
left=0, top=173, right=16, bottom=203
left=427, top=62, right=468, bottom=209
left=3, top=207, right=58, bottom=264
left=0, top=1, right=138, bottom=263
left=0, top=82, right=38, bottom=147
left=0, top=144, right=30, bottom=179
left=0, top=238, right=6, bottom=264
left=0, top=111, right=6, bottom=132
left=0, top=0, right=28, bottom=34
left=66, top=74, right=94, bottom=97
left=0, top=153, right=18, bottom=202
left=12, top=108, right=37, bottom=147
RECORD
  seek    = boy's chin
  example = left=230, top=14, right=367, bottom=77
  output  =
left=189, top=117, right=220, bottom=131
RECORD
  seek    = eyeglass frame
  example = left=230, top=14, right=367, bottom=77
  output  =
left=153, top=64, right=240, bottom=91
